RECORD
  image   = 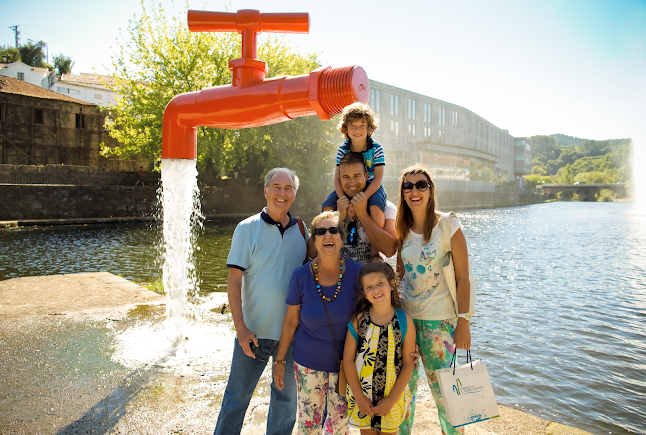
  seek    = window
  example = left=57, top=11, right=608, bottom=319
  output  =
left=34, top=109, right=43, bottom=125
left=57, top=86, right=81, bottom=96
left=370, top=89, right=381, bottom=112
left=412, top=125, right=416, bottom=138
left=17, top=72, right=24, bottom=80
left=407, top=99, right=416, bottom=119
left=395, top=121, right=399, bottom=137
left=374, top=90, right=380, bottom=112
left=94, top=93, right=102, bottom=100
left=452, top=110, right=458, bottom=127
left=438, top=107, right=446, bottom=126
left=75, top=114, right=85, bottom=129
left=390, top=94, right=394, bottom=115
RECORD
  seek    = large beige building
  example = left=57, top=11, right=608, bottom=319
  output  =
left=369, top=80, right=525, bottom=192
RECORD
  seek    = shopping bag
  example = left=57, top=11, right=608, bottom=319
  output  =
left=435, top=351, right=500, bottom=428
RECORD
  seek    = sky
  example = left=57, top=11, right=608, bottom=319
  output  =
left=1, top=0, right=645, bottom=141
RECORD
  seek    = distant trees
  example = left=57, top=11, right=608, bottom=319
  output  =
left=53, top=53, right=74, bottom=75
left=0, top=46, right=20, bottom=63
left=1, top=40, right=75, bottom=74
left=528, top=134, right=630, bottom=186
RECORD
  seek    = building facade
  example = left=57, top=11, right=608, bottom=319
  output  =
left=368, top=80, right=524, bottom=191
left=53, top=73, right=119, bottom=106
left=0, top=76, right=144, bottom=170
left=0, top=61, right=56, bottom=89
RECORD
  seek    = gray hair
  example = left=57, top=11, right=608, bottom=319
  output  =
left=264, top=168, right=300, bottom=192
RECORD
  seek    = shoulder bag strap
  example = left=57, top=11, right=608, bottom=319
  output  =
left=310, top=262, right=341, bottom=367
left=440, top=211, right=454, bottom=259
left=296, top=216, right=306, bottom=241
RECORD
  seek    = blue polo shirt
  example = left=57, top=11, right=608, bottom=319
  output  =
left=227, top=209, right=308, bottom=341
left=286, top=259, right=363, bottom=372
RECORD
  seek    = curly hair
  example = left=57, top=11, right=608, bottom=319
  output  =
left=337, top=102, right=379, bottom=140
left=354, top=262, right=401, bottom=317
left=395, top=164, right=438, bottom=249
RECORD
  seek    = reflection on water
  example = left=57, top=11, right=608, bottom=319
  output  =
left=1, top=202, right=645, bottom=434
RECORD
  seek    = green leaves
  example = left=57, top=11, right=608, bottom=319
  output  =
left=104, top=1, right=337, bottom=201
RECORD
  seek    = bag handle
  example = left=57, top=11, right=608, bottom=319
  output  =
left=450, top=348, right=474, bottom=375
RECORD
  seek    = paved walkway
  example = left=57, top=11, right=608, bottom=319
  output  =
left=0, top=273, right=590, bottom=434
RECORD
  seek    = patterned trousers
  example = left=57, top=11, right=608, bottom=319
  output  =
left=399, top=318, right=464, bottom=435
left=294, top=362, right=349, bottom=435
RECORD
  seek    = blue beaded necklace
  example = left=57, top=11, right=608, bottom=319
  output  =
left=313, top=258, right=344, bottom=302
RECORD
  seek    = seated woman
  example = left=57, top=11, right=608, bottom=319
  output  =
left=273, top=210, right=364, bottom=435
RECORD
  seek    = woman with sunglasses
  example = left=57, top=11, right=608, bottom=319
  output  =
left=274, top=210, right=363, bottom=435
left=396, top=165, right=472, bottom=435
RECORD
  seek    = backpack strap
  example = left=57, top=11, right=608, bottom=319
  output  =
left=295, top=216, right=306, bottom=241
left=396, top=308, right=407, bottom=339
left=347, top=320, right=359, bottom=344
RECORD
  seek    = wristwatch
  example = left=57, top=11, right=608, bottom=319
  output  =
left=457, top=313, right=472, bottom=321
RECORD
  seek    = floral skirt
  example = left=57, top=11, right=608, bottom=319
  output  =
left=294, top=362, right=349, bottom=435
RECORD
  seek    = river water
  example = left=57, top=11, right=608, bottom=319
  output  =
left=1, top=201, right=645, bottom=434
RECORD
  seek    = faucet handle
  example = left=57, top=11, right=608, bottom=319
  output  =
left=188, top=9, right=309, bottom=34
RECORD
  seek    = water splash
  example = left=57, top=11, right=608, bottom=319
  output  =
left=160, top=158, right=203, bottom=346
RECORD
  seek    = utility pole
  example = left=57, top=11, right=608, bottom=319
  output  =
left=8, top=25, right=20, bottom=48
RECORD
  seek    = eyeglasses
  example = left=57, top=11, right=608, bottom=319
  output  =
left=401, top=180, right=431, bottom=193
left=347, top=221, right=357, bottom=246
left=313, top=226, right=340, bottom=236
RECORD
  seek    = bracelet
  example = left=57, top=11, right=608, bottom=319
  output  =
left=274, top=360, right=286, bottom=365
left=457, top=313, right=471, bottom=321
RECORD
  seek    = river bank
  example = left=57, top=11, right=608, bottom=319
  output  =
left=0, top=273, right=591, bottom=434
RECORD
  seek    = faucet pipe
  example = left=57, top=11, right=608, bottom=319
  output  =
left=161, top=9, right=369, bottom=160
left=162, top=65, right=369, bottom=160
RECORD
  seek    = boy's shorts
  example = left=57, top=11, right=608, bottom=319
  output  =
left=321, top=182, right=387, bottom=213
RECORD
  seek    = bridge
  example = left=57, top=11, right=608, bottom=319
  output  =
left=540, top=184, right=625, bottom=201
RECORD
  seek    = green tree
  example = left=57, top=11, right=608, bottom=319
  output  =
left=0, top=45, right=21, bottom=63
left=574, top=171, right=610, bottom=184
left=103, top=1, right=336, bottom=194
left=53, top=53, right=74, bottom=75
left=18, top=40, right=52, bottom=69
left=579, top=140, right=609, bottom=157
left=524, top=174, right=553, bottom=188
left=557, top=163, right=575, bottom=184
left=531, top=166, right=546, bottom=175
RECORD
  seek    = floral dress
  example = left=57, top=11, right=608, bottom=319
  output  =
left=346, top=309, right=412, bottom=432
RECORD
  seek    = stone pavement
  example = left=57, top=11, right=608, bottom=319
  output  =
left=0, top=273, right=591, bottom=434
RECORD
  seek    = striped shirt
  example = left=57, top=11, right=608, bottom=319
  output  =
left=335, top=137, right=385, bottom=182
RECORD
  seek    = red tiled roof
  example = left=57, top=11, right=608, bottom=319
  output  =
left=0, top=76, right=95, bottom=105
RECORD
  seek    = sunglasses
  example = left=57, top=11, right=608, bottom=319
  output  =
left=401, top=180, right=431, bottom=192
left=250, top=342, right=271, bottom=361
left=313, top=226, right=340, bottom=236
left=347, top=221, right=357, bottom=246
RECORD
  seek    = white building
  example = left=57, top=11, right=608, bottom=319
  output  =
left=369, top=79, right=524, bottom=192
left=53, top=73, right=119, bottom=106
left=0, top=61, right=56, bottom=89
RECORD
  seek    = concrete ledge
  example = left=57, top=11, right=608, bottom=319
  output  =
left=0, top=272, right=164, bottom=321
left=0, top=216, right=155, bottom=228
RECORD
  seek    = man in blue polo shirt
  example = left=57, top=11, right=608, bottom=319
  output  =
left=214, top=168, right=308, bottom=435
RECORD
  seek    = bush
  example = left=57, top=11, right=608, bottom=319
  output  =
left=597, top=189, right=614, bottom=202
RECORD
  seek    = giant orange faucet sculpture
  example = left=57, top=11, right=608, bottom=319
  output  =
left=162, top=9, right=370, bottom=160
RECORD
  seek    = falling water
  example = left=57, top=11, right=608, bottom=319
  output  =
left=160, top=158, right=203, bottom=345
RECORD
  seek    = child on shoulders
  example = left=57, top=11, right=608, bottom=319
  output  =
left=322, top=103, right=387, bottom=231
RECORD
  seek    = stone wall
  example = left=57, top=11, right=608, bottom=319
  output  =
left=0, top=183, right=539, bottom=221
left=0, top=92, right=147, bottom=170
left=0, top=164, right=160, bottom=186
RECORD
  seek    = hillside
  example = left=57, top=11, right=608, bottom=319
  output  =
left=526, top=134, right=631, bottom=187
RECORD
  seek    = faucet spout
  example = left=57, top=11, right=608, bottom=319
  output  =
left=162, top=65, right=369, bottom=160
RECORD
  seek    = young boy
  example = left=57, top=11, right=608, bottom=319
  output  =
left=321, top=103, right=387, bottom=231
